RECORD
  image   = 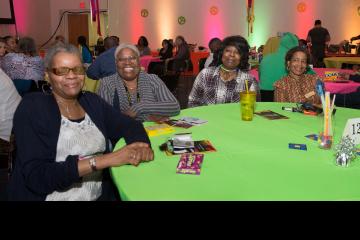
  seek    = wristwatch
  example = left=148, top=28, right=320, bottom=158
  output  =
left=89, top=157, right=97, bottom=171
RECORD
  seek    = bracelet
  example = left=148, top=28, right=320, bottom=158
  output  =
left=89, top=157, right=97, bottom=172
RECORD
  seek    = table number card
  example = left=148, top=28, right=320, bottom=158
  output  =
left=342, top=118, right=360, bottom=145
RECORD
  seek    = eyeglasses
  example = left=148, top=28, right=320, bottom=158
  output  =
left=117, top=56, right=138, bottom=63
left=50, top=66, right=85, bottom=76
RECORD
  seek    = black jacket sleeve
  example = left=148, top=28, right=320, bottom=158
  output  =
left=12, top=96, right=80, bottom=196
left=97, top=95, right=151, bottom=146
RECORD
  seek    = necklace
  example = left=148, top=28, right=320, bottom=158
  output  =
left=220, top=64, right=238, bottom=72
left=122, top=80, right=140, bottom=106
left=56, top=98, right=77, bottom=119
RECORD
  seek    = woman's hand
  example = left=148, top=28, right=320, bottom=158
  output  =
left=110, top=142, right=154, bottom=167
left=123, top=109, right=137, bottom=118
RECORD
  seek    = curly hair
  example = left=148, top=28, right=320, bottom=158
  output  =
left=214, top=35, right=250, bottom=71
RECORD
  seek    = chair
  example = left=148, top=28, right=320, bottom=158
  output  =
left=333, top=86, right=360, bottom=109
left=13, top=79, right=38, bottom=97
left=198, top=57, right=207, bottom=72
left=162, top=59, right=192, bottom=93
left=0, top=134, right=15, bottom=180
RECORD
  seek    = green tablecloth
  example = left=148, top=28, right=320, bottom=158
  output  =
left=111, top=102, right=360, bottom=200
left=324, top=57, right=360, bottom=69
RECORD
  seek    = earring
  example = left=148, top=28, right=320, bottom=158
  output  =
left=82, top=81, right=87, bottom=94
left=41, top=82, right=52, bottom=95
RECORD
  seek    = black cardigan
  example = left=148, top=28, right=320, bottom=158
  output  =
left=8, top=91, right=150, bottom=201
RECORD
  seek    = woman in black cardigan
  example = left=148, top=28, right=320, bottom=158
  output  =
left=8, top=44, right=154, bottom=201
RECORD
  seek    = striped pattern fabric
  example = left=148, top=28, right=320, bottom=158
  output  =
left=97, top=71, right=180, bottom=121
left=188, top=66, right=260, bottom=108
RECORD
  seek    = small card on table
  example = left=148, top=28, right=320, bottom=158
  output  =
left=176, top=153, right=204, bottom=175
left=288, top=143, right=307, bottom=151
left=255, top=110, right=289, bottom=120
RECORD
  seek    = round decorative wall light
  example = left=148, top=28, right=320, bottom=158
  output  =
left=210, top=6, right=219, bottom=15
left=141, top=9, right=149, bottom=18
left=178, top=16, right=186, bottom=25
left=297, top=2, right=307, bottom=13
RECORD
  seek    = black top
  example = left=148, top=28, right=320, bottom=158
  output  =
left=159, top=45, right=173, bottom=60
left=8, top=91, right=150, bottom=201
left=307, top=27, right=330, bottom=46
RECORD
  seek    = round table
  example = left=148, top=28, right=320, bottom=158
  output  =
left=111, top=102, right=360, bottom=200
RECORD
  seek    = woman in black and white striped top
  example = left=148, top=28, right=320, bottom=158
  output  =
left=97, top=43, right=180, bottom=122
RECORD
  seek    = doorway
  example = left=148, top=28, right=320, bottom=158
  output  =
left=67, top=13, right=89, bottom=47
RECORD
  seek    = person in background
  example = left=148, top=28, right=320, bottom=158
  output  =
left=77, top=35, right=93, bottom=64
left=159, top=39, right=173, bottom=60
left=1, top=37, right=45, bottom=84
left=147, top=39, right=173, bottom=77
left=86, top=36, right=120, bottom=80
left=273, top=46, right=321, bottom=105
left=259, top=32, right=300, bottom=102
left=0, top=68, right=21, bottom=143
left=0, top=38, right=7, bottom=66
left=136, top=36, right=151, bottom=56
left=306, top=19, right=330, bottom=68
left=4, top=36, right=17, bottom=53
left=188, top=35, right=259, bottom=108
left=204, top=38, right=222, bottom=68
left=54, top=35, right=66, bottom=45
left=94, top=37, right=105, bottom=56
left=167, top=35, right=191, bottom=72
left=8, top=43, right=153, bottom=201
left=97, top=43, right=180, bottom=122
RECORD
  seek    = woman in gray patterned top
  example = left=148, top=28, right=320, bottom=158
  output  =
left=188, top=35, right=260, bottom=108
left=97, top=43, right=180, bottom=121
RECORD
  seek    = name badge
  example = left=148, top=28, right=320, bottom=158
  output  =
left=305, top=91, right=315, bottom=99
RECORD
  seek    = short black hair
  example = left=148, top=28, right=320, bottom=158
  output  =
left=315, top=19, right=321, bottom=25
left=215, top=35, right=250, bottom=71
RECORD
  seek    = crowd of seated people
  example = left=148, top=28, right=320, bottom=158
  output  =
left=2, top=29, right=360, bottom=201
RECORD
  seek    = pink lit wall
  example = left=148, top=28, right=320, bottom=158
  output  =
left=109, top=0, right=360, bottom=49
left=0, top=0, right=51, bottom=47
left=1, top=0, right=360, bottom=50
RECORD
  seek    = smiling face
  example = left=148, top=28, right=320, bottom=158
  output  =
left=116, top=48, right=140, bottom=82
left=47, top=52, right=85, bottom=100
left=221, top=45, right=241, bottom=70
left=287, top=51, right=307, bottom=77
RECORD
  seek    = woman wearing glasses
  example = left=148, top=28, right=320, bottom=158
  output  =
left=8, top=44, right=154, bottom=201
left=97, top=43, right=180, bottom=121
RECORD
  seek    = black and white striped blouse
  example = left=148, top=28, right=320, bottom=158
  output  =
left=97, top=71, right=180, bottom=121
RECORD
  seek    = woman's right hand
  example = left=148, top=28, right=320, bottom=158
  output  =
left=109, top=142, right=154, bottom=167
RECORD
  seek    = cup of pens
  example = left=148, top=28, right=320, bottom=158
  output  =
left=318, top=91, right=335, bottom=149
left=240, top=80, right=256, bottom=121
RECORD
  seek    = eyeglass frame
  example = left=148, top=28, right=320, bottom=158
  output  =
left=48, top=66, right=86, bottom=76
left=116, top=55, right=139, bottom=64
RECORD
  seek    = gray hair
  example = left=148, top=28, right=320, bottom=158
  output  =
left=44, top=43, right=82, bottom=69
left=18, top=37, right=37, bottom=57
left=114, top=43, right=140, bottom=59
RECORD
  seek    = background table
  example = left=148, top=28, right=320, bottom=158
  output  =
left=249, top=68, right=360, bottom=94
left=324, top=57, right=360, bottom=69
left=140, top=56, right=162, bottom=72
left=111, top=102, right=360, bottom=200
left=190, top=51, right=209, bottom=75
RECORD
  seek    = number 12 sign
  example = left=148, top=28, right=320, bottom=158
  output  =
left=342, top=118, right=360, bottom=145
